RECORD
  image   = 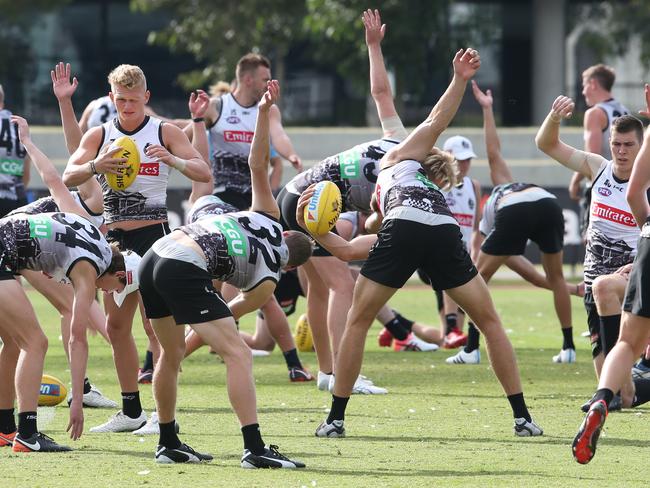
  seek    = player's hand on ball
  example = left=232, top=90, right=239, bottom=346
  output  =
left=189, top=89, right=210, bottom=118
left=259, top=80, right=279, bottom=112
left=551, top=96, right=574, bottom=121
left=95, top=146, right=127, bottom=175
left=296, top=185, right=316, bottom=231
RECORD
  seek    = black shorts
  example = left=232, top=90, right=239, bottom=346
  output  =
left=274, top=269, right=304, bottom=316
left=215, top=188, right=252, bottom=211
left=138, top=249, right=232, bottom=325
left=583, top=290, right=602, bottom=357
left=361, top=219, right=478, bottom=291
left=482, top=198, right=564, bottom=256
left=623, top=234, right=650, bottom=318
left=0, top=198, right=27, bottom=218
left=106, top=222, right=171, bottom=257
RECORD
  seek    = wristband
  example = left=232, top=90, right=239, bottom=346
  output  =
left=89, top=160, right=98, bottom=175
left=172, top=157, right=187, bottom=172
left=192, top=117, right=205, bottom=123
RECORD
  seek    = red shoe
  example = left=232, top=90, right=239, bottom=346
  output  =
left=444, top=329, right=467, bottom=349
left=572, top=399, right=608, bottom=464
left=0, top=431, right=16, bottom=447
left=378, top=328, right=393, bottom=348
left=289, top=367, right=314, bottom=382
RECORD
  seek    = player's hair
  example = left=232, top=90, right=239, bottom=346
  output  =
left=236, top=53, right=271, bottom=81
left=0, top=84, right=4, bottom=106
left=209, top=80, right=232, bottom=97
left=611, top=115, right=644, bottom=143
left=421, top=148, right=458, bottom=191
left=108, top=64, right=147, bottom=91
left=104, top=243, right=127, bottom=284
left=284, top=231, right=313, bottom=268
left=582, top=64, right=616, bottom=92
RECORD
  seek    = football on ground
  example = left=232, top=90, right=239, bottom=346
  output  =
left=294, top=313, right=314, bottom=352
left=105, top=136, right=140, bottom=191
left=303, top=181, right=342, bottom=235
left=39, top=374, right=67, bottom=406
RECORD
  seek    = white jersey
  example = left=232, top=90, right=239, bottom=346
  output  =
left=444, top=176, right=477, bottom=247
left=7, top=192, right=104, bottom=228
left=338, top=211, right=360, bottom=238
left=208, top=93, right=258, bottom=195
left=98, top=116, right=171, bottom=224
left=179, top=210, right=288, bottom=291
left=374, top=160, right=457, bottom=228
left=0, top=211, right=111, bottom=283
left=595, top=98, right=630, bottom=159
left=0, top=109, right=27, bottom=201
left=86, top=96, right=118, bottom=129
left=185, top=195, right=239, bottom=225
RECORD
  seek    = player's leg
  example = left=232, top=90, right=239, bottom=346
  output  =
left=541, top=250, right=575, bottom=362
left=0, top=328, right=19, bottom=446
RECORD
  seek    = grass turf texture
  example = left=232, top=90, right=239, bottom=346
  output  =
left=2, top=284, right=647, bottom=487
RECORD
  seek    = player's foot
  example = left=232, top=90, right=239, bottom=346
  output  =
left=138, top=368, right=153, bottom=384
left=581, top=394, right=622, bottom=413
left=329, top=375, right=388, bottom=395
left=378, top=328, right=393, bottom=347
left=573, top=399, right=607, bottom=464
left=632, top=361, right=650, bottom=380
left=12, top=432, right=72, bottom=452
left=155, top=443, right=213, bottom=464
left=443, top=328, right=468, bottom=349
left=552, top=348, right=576, bottom=363
left=446, top=348, right=480, bottom=364
left=133, top=412, right=180, bottom=436
left=289, top=366, right=314, bottom=382
left=580, top=330, right=591, bottom=338
left=67, top=385, right=118, bottom=408
left=251, top=349, right=271, bottom=357
left=0, top=431, right=16, bottom=447
left=241, top=445, right=305, bottom=469
left=393, top=333, right=439, bottom=352
left=90, top=410, right=147, bottom=433
left=317, top=371, right=332, bottom=391
left=514, top=418, right=544, bottom=436
left=315, top=419, right=345, bottom=438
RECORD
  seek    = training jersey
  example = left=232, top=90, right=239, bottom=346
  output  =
left=584, top=160, right=640, bottom=287
left=338, top=211, right=360, bottom=238
left=444, top=176, right=477, bottom=247
left=0, top=109, right=27, bottom=201
left=179, top=210, right=288, bottom=291
left=479, top=183, right=556, bottom=236
left=0, top=211, right=111, bottom=283
left=286, top=139, right=399, bottom=213
left=87, top=96, right=118, bottom=129
left=185, top=194, right=239, bottom=225
left=98, top=116, right=171, bottom=224
left=374, top=160, right=457, bottom=227
left=208, top=93, right=258, bottom=195
left=7, top=192, right=104, bottom=228
left=595, top=98, right=630, bottom=159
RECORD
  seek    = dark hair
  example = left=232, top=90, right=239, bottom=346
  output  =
left=104, top=243, right=126, bottom=285
left=582, top=64, right=616, bottom=92
left=236, top=53, right=271, bottom=81
left=612, top=115, right=644, bottom=143
left=284, top=231, right=313, bottom=267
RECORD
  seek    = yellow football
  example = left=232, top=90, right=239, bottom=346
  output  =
left=303, top=181, right=342, bottom=236
left=294, top=313, right=314, bottom=352
left=105, top=136, right=140, bottom=191
left=39, top=374, right=68, bottom=407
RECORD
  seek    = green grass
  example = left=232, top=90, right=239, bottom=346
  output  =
left=2, top=284, right=647, bottom=487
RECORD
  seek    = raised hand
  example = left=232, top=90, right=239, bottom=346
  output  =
left=471, top=80, right=493, bottom=108
left=258, top=80, right=280, bottom=112
left=10, top=115, right=31, bottom=143
left=550, top=95, right=575, bottom=121
left=453, top=48, right=481, bottom=81
left=189, top=89, right=210, bottom=118
left=639, top=83, right=650, bottom=118
left=363, top=9, right=385, bottom=46
left=51, top=62, right=78, bottom=100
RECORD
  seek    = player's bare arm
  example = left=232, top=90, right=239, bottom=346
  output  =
left=63, top=127, right=126, bottom=186
left=51, top=62, right=83, bottom=154
left=268, top=105, right=302, bottom=171
left=148, top=123, right=211, bottom=182
left=228, top=280, right=277, bottom=320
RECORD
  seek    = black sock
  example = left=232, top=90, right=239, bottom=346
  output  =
left=17, top=411, right=37, bottom=438
left=121, top=391, right=142, bottom=419
left=592, top=388, right=614, bottom=407
left=642, top=355, right=650, bottom=368
left=445, top=313, right=458, bottom=335
left=283, top=348, right=302, bottom=370
left=464, top=323, right=480, bottom=353
left=158, top=420, right=181, bottom=449
left=632, top=378, right=650, bottom=407
left=561, top=327, right=575, bottom=350
left=142, top=350, right=154, bottom=371
left=383, top=317, right=409, bottom=341
left=241, top=423, right=265, bottom=455
left=394, top=311, right=414, bottom=332
left=507, top=393, right=531, bottom=421
left=0, top=408, right=16, bottom=434
left=599, top=315, right=621, bottom=356
left=83, top=377, right=92, bottom=395
left=327, top=395, right=350, bottom=423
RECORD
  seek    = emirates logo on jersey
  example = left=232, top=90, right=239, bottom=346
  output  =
left=138, top=163, right=160, bottom=176
left=224, top=130, right=254, bottom=143
left=592, top=202, right=636, bottom=227
left=453, top=213, right=474, bottom=227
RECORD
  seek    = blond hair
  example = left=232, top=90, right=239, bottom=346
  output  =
left=421, top=148, right=458, bottom=191
left=209, top=81, right=232, bottom=97
left=108, top=64, right=147, bottom=90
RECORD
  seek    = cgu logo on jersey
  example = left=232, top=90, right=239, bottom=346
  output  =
left=592, top=202, right=636, bottom=227
left=339, top=149, right=360, bottom=179
left=453, top=213, right=473, bottom=227
left=224, top=131, right=254, bottom=143
left=210, top=217, right=248, bottom=256
left=138, top=163, right=160, bottom=176
left=597, top=187, right=612, bottom=197
left=0, top=158, right=24, bottom=176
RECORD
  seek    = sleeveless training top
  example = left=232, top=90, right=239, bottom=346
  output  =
left=0, top=109, right=27, bottom=201
left=595, top=98, right=630, bottom=159
left=87, top=96, right=118, bottom=129
left=185, top=194, right=239, bottom=225
left=0, top=211, right=112, bottom=283
left=374, top=160, right=457, bottom=228
left=98, top=116, right=170, bottom=224
left=179, top=210, right=288, bottom=291
left=444, top=176, right=477, bottom=247
left=286, top=138, right=399, bottom=213
left=208, top=93, right=258, bottom=195
left=7, top=192, right=104, bottom=228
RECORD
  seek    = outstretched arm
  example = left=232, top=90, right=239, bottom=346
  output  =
left=628, top=122, right=650, bottom=227
left=187, top=89, right=214, bottom=204
left=51, top=62, right=83, bottom=155
left=269, top=106, right=302, bottom=172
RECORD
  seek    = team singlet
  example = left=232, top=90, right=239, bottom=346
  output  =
left=286, top=138, right=399, bottom=213
left=179, top=210, right=289, bottom=291
left=98, top=116, right=171, bottom=224
left=208, top=93, right=258, bottom=195
left=596, top=98, right=630, bottom=159
left=374, top=160, right=457, bottom=227
left=8, top=192, right=105, bottom=228
left=443, top=176, right=477, bottom=247
left=0, top=109, right=27, bottom=201
left=87, top=96, right=118, bottom=129
left=0, top=211, right=112, bottom=283
left=185, top=194, right=239, bottom=225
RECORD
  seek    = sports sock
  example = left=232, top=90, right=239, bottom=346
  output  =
left=282, top=348, right=302, bottom=370
left=83, top=377, right=92, bottom=395
left=642, top=355, right=650, bottom=368
left=463, top=323, right=480, bottom=353
left=17, top=411, right=37, bottom=438
left=445, top=313, right=458, bottom=335
left=158, top=420, right=181, bottom=449
left=382, top=317, right=409, bottom=341
left=632, top=378, right=650, bottom=407
left=121, top=391, right=142, bottom=419
left=327, top=395, right=350, bottom=423
left=142, top=350, right=154, bottom=371
left=506, top=393, right=531, bottom=422
left=599, top=315, right=621, bottom=356
left=394, top=312, right=414, bottom=332
left=592, top=388, right=614, bottom=407
left=0, top=408, right=16, bottom=434
left=561, top=327, right=575, bottom=351
left=241, top=423, right=265, bottom=455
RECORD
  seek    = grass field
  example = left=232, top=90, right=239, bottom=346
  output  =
left=1, top=282, right=647, bottom=487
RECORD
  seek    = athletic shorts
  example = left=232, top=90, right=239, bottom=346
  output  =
left=138, top=249, right=232, bottom=325
left=106, top=222, right=171, bottom=257
left=214, top=188, right=252, bottom=211
left=623, top=233, right=650, bottom=318
left=274, top=269, right=304, bottom=316
left=0, top=198, right=27, bottom=218
left=583, top=290, right=602, bottom=357
left=482, top=198, right=564, bottom=256
left=361, top=219, right=478, bottom=291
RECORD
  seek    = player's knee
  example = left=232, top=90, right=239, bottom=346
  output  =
left=592, top=275, right=617, bottom=304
